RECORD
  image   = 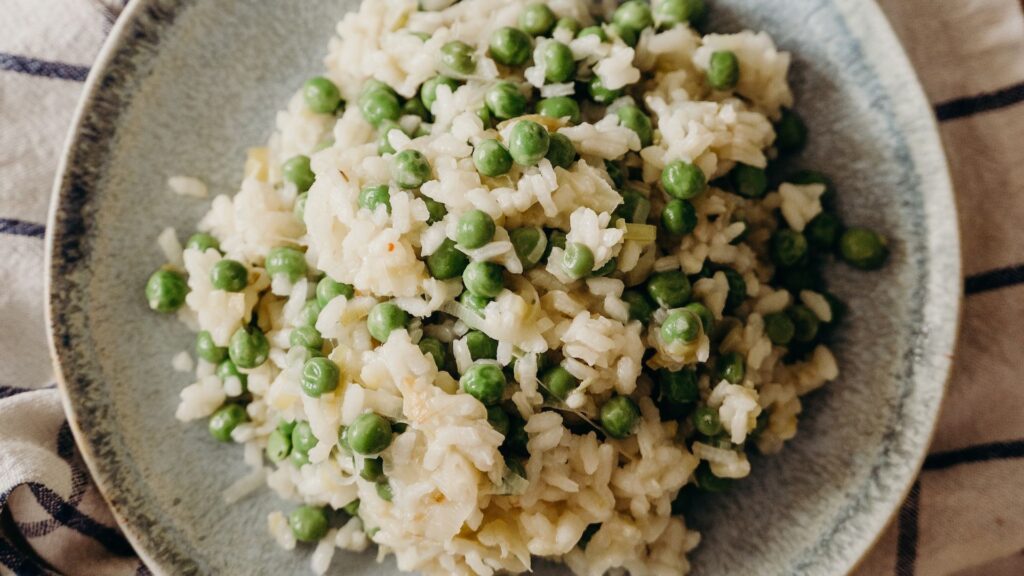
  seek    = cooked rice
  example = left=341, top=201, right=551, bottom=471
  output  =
left=156, top=1, right=847, bottom=574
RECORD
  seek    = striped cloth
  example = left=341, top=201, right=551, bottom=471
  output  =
left=1, top=0, right=1022, bottom=574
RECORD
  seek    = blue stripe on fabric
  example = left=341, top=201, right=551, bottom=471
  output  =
left=0, top=218, right=45, bottom=238
left=934, top=82, right=1024, bottom=121
left=0, top=52, right=89, bottom=82
left=964, top=264, right=1024, bottom=295
left=895, top=481, right=921, bottom=576
left=0, top=386, right=33, bottom=400
left=0, top=488, right=48, bottom=576
left=26, top=483, right=135, bottom=557
left=924, top=440, right=1024, bottom=470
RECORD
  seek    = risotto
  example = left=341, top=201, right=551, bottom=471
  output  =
left=144, top=0, right=890, bottom=574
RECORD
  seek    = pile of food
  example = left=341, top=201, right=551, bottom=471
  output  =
left=144, top=0, right=890, bottom=573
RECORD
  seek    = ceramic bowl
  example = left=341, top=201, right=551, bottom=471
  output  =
left=46, top=0, right=960, bottom=574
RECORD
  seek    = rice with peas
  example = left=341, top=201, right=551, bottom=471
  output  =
left=143, top=0, right=891, bottom=574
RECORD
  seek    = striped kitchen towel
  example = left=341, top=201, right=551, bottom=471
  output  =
left=1, top=0, right=1022, bottom=574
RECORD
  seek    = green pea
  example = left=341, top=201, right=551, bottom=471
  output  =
left=594, top=257, right=617, bottom=277
left=216, top=359, right=247, bottom=389
left=460, top=363, right=507, bottom=406
left=359, top=184, right=392, bottom=214
left=465, top=330, right=498, bottom=361
left=264, top=247, right=306, bottom=282
left=510, top=227, right=546, bottom=270
left=283, top=155, right=315, bottom=192
left=646, top=270, right=691, bottom=308
left=418, top=337, right=446, bottom=369
left=473, top=139, right=513, bottom=177
left=290, top=450, right=309, bottom=467
left=655, top=0, right=706, bottom=27
left=615, top=189, right=651, bottom=223
left=658, top=368, right=699, bottom=405
left=463, top=261, right=505, bottom=298
left=542, top=41, right=576, bottom=84
left=297, top=299, right=323, bottom=328
left=721, top=268, right=747, bottom=312
left=588, top=76, right=623, bottom=104
left=545, top=133, right=577, bottom=169
left=536, top=96, right=581, bottom=124
left=508, top=120, right=551, bottom=166
left=764, top=312, right=795, bottom=345
left=195, top=330, right=227, bottom=364
left=788, top=305, right=820, bottom=343
left=209, top=259, right=248, bottom=292
left=613, top=0, right=654, bottom=32
left=487, top=405, right=511, bottom=436
left=541, top=365, right=579, bottom=400
left=145, top=269, right=188, bottom=313
left=729, top=163, right=768, bottom=198
left=289, top=505, right=329, bottom=543
left=696, top=462, right=734, bottom=492
left=477, top=105, right=494, bottom=129
left=440, top=40, right=476, bottom=76
left=806, top=212, right=843, bottom=251
left=789, top=170, right=837, bottom=209
left=367, top=302, right=409, bottom=342
left=692, top=405, right=722, bottom=436
left=771, top=229, right=808, bottom=268
left=266, top=428, right=292, bottom=462
left=420, top=75, right=460, bottom=111
left=707, top=50, right=740, bottom=90
left=228, top=326, right=269, bottom=369
left=615, top=105, right=654, bottom=147
left=519, top=3, right=556, bottom=36
left=554, top=17, right=581, bottom=38
left=661, top=161, right=707, bottom=199
left=316, top=277, right=354, bottom=307
left=402, top=96, right=429, bottom=120
left=427, top=238, right=470, bottom=280
left=348, top=412, right=393, bottom=455
left=661, top=308, right=702, bottom=344
left=484, top=81, right=527, bottom=120
left=605, top=160, right=625, bottom=188
left=683, top=302, right=714, bottom=334
left=775, top=108, right=807, bottom=154
left=359, top=85, right=401, bottom=127
left=376, top=121, right=401, bottom=155
left=391, top=149, right=432, bottom=189
left=561, top=242, right=594, bottom=280
left=375, top=481, right=393, bottom=502
left=278, top=419, right=297, bottom=437
left=456, top=210, right=496, bottom=249
left=342, top=499, right=360, bottom=516
left=839, top=227, right=889, bottom=270
left=300, top=356, right=339, bottom=398
left=207, top=403, right=247, bottom=442
left=303, top=76, right=342, bottom=114
left=601, top=395, right=640, bottom=439
left=544, top=229, right=567, bottom=260
left=290, top=326, right=322, bottom=354
left=360, top=456, right=385, bottom=482
left=294, top=192, right=308, bottom=222
left=716, top=351, right=745, bottom=384
left=186, top=232, right=220, bottom=253
left=459, top=290, right=492, bottom=315
left=489, top=27, right=533, bottom=67
left=661, top=199, right=697, bottom=236
left=423, top=197, right=447, bottom=224
left=606, top=22, right=639, bottom=47
left=577, top=26, right=608, bottom=41
left=291, top=421, right=317, bottom=456
left=622, top=289, right=656, bottom=323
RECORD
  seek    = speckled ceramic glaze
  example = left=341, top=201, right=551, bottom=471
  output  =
left=46, top=0, right=960, bottom=574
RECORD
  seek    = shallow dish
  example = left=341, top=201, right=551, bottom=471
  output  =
left=46, top=0, right=960, bottom=574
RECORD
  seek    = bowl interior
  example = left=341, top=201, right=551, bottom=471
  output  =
left=48, top=0, right=959, bottom=574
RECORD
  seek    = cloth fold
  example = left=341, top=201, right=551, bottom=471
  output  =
left=1, top=0, right=1022, bottom=574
